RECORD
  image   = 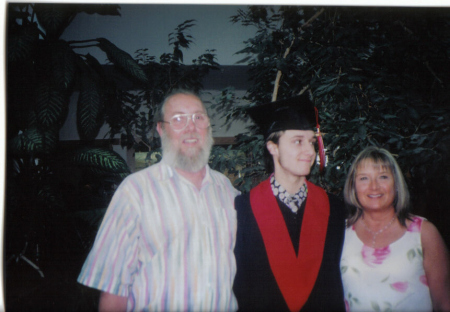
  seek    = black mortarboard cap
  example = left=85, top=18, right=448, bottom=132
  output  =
left=246, top=94, right=317, bottom=139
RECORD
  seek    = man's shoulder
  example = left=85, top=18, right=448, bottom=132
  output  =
left=326, top=192, right=347, bottom=219
left=235, top=179, right=270, bottom=211
left=208, top=167, right=233, bottom=184
left=122, top=162, right=167, bottom=184
left=325, top=192, right=344, bottom=207
left=234, top=192, right=252, bottom=217
left=235, top=192, right=250, bottom=204
left=208, top=166, right=228, bottom=176
left=207, top=167, right=240, bottom=195
left=306, top=180, right=327, bottom=194
left=305, top=181, right=346, bottom=217
left=236, top=178, right=270, bottom=203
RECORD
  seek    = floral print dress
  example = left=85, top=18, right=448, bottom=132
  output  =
left=340, top=216, right=432, bottom=312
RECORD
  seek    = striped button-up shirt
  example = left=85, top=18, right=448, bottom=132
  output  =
left=78, top=161, right=239, bottom=311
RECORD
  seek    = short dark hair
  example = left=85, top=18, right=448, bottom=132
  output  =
left=344, top=146, right=411, bottom=227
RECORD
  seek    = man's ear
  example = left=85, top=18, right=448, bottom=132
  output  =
left=156, top=122, right=163, bottom=137
left=266, top=141, right=278, bottom=157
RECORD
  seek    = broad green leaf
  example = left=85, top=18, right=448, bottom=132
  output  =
left=97, top=38, right=148, bottom=84
left=8, top=24, right=40, bottom=64
left=9, top=127, right=57, bottom=155
left=34, top=3, right=73, bottom=39
left=51, top=41, right=77, bottom=91
left=77, top=74, right=102, bottom=140
left=70, top=147, right=130, bottom=175
left=35, top=82, right=67, bottom=128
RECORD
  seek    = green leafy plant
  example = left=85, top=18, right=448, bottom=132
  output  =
left=8, top=3, right=148, bottom=141
left=117, top=19, right=220, bottom=151
left=6, top=3, right=145, bottom=309
left=216, top=5, right=450, bottom=213
left=8, top=0, right=139, bottom=249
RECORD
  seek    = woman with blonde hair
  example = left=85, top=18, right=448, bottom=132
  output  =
left=340, top=146, right=450, bottom=311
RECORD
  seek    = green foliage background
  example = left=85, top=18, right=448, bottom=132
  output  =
left=208, top=7, right=450, bottom=254
left=213, top=6, right=450, bottom=214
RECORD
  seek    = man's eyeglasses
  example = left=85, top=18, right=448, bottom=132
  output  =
left=161, top=113, right=210, bottom=131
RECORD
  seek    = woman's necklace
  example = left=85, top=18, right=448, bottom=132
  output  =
left=361, top=215, right=396, bottom=248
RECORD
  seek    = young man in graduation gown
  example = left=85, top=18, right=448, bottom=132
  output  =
left=233, top=94, right=346, bottom=312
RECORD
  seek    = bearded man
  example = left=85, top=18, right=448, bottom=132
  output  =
left=78, top=90, right=240, bottom=312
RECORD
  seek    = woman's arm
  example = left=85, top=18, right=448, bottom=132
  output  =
left=422, top=220, right=450, bottom=311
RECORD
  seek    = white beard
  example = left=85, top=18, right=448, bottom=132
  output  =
left=160, top=128, right=213, bottom=172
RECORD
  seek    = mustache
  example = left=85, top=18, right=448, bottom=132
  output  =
left=180, top=133, right=201, bottom=140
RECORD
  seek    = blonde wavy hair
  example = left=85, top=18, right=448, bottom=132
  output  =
left=344, top=146, right=411, bottom=227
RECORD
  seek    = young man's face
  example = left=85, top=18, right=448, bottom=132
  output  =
left=268, top=130, right=317, bottom=181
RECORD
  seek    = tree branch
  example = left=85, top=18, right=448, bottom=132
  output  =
left=424, top=61, right=443, bottom=85
left=271, top=8, right=325, bottom=102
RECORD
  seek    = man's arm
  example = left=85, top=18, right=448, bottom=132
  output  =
left=98, top=291, right=128, bottom=312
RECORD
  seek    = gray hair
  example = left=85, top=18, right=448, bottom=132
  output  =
left=343, top=146, right=411, bottom=227
left=155, top=89, right=205, bottom=126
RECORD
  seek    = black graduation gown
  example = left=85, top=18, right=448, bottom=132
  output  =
left=233, top=188, right=346, bottom=312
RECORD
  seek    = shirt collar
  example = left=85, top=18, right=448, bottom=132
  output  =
left=270, top=175, right=308, bottom=213
left=158, top=159, right=212, bottom=187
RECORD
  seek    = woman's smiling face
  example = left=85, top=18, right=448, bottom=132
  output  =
left=355, top=159, right=396, bottom=213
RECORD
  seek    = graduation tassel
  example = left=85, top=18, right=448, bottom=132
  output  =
left=315, top=107, right=326, bottom=173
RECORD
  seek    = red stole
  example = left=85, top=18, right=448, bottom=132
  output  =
left=250, top=179, right=330, bottom=312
